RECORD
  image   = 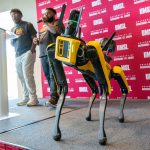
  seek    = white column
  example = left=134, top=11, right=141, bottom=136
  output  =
left=0, top=28, right=8, bottom=117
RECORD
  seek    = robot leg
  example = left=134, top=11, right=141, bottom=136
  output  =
left=111, top=66, right=129, bottom=123
left=86, top=47, right=108, bottom=145
left=47, top=45, right=68, bottom=141
left=82, top=74, right=98, bottom=121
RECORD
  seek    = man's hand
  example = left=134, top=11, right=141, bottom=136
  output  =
left=31, top=37, right=38, bottom=53
left=42, top=16, right=49, bottom=22
left=53, top=20, right=59, bottom=33
left=31, top=43, right=36, bottom=53
left=44, top=20, right=59, bottom=34
left=33, top=37, right=39, bottom=45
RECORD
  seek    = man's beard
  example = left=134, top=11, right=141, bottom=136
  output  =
left=47, top=17, right=54, bottom=23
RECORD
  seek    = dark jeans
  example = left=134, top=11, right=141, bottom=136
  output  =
left=47, top=46, right=68, bottom=94
left=40, top=56, right=59, bottom=99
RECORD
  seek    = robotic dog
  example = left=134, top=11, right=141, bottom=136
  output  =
left=47, top=6, right=129, bottom=145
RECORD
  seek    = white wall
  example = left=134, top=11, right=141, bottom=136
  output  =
left=0, top=0, right=42, bottom=98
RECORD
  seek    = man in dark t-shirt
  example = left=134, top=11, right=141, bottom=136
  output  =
left=10, top=8, right=38, bottom=107
left=33, top=8, right=62, bottom=107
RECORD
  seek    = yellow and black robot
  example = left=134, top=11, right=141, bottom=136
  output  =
left=47, top=5, right=129, bottom=145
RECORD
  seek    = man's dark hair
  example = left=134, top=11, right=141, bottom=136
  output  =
left=10, top=8, right=23, bottom=16
left=45, top=8, right=56, bottom=14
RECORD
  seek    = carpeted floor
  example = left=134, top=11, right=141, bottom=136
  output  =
left=0, top=99, right=150, bottom=150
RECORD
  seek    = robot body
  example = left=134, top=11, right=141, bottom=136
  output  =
left=46, top=6, right=129, bottom=145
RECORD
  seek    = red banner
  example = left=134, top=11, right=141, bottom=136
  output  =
left=36, top=0, right=150, bottom=100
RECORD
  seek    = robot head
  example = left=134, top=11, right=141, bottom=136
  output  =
left=64, top=10, right=80, bottom=37
left=100, top=38, right=116, bottom=55
left=100, top=37, right=116, bottom=63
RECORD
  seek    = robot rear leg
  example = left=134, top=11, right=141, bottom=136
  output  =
left=111, top=66, right=129, bottom=123
left=82, top=74, right=98, bottom=121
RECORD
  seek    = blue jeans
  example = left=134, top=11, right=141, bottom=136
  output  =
left=40, top=56, right=59, bottom=99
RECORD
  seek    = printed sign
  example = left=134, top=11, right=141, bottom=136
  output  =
left=36, top=0, right=150, bottom=99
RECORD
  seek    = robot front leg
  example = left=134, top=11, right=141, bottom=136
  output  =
left=97, top=84, right=108, bottom=145
left=47, top=46, right=68, bottom=141
left=82, top=74, right=98, bottom=121
left=51, top=60, right=68, bottom=141
left=53, top=85, right=67, bottom=141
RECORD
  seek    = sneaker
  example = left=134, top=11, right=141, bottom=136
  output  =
left=17, top=100, right=29, bottom=106
left=26, top=99, right=39, bottom=107
left=45, top=97, right=59, bottom=108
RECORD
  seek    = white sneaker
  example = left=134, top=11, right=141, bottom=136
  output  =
left=26, top=99, right=39, bottom=107
left=17, top=100, right=29, bottom=106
